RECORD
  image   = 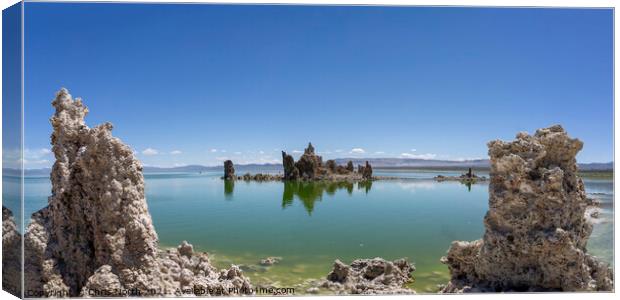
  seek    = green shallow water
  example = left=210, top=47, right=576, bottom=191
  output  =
left=21, top=171, right=613, bottom=294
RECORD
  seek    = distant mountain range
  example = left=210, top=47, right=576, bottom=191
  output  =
left=8, top=159, right=612, bottom=177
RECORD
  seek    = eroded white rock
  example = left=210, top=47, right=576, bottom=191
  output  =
left=2, top=206, right=22, bottom=297
left=441, top=125, right=613, bottom=292
left=24, top=89, right=252, bottom=297
left=320, top=257, right=415, bottom=294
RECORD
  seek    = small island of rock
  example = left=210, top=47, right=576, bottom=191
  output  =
left=434, top=168, right=487, bottom=183
left=222, top=143, right=374, bottom=182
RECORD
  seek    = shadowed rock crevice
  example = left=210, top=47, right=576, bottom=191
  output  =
left=441, top=125, right=613, bottom=292
left=24, top=89, right=252, bottom=297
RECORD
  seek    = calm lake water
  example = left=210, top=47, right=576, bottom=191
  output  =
left=16, top=170, right=614, bottom=293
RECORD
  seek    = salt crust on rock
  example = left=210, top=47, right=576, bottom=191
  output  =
left=24, top=89, right=252, bottom=297
left=441, top=125, right=613, bottom=292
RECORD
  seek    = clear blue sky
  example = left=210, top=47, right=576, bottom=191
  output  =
left=22, top=3, right=613, bottom=168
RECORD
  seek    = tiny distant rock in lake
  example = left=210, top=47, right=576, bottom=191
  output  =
left=434, top=168, right=487, bottom=183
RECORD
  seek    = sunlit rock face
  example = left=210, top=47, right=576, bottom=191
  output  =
left=24, top=89, right=252, bottom=297
left=441, top=125, right=613, bottom=292
left=3, top=206, right=22, bottom=297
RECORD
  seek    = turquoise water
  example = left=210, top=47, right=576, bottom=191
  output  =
left=20, top=171, right=613, bottom=293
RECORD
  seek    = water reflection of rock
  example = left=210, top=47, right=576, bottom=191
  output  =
left=224, top=179, right=235, bottom=199
left=282, top=181, right=372, bottom=214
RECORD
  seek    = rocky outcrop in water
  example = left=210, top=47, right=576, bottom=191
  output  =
left=24, top=89, right=252, bottom=297
left=434, top=169, right=487, bottom=183
left=357, top=161, right=373, bottom=180
left=3, top=206, right=22, bottom=297
left=282, top=151, right=300, bottom=180
left=296, top=143, right=323, bottom=179
left=238, top=173, right=281, bottom=181
left=223, top=160, right=235, bottom=180
left=346, top=161, right=354, bottom=172
left=319, top=258, right=415, bottom=294
left=326, top=159, right=337, bottom=172
left=441, top=125, right=613, bottom=292
left=362, top=161, right=372, bottom=180
left=280, top=143, right=370, bottom=181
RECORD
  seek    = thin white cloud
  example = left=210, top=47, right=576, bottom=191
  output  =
left=400, top=153, right=437, bottom=160
left=350, top=148, right=366, bottom=154
left=215, top=156, right=229, bottom=161
left=19, top=158, right=50, bottom=164
left=170, top=150, right=182, bottom=155
left=23, top=148, right=53, bottom=159
left=334, top=149, right=344, bottom=153
left=234, top=151, right=242, bottom=155
left=411, top=149, right=417, bottom=152
left=292, top=150, right=303, bottom=154
left=210, top=149, right=218, bottom=153
left=142, top=148, right=159, bottom=156
left=9, top=148, right=55, bottom=169
left=374, top=151, right=385, bottom=155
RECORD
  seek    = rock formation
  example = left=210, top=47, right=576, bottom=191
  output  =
left=281, top=144, right=369, bottom=181
left=319, top=258, right=415, bottom=294
left=223, top=160, right=235, bottom=180
left=295, top=143, right=323, bottom=179
left=282, top=151, right=300, bottom=180
left=24, top=89, right=252, bottom=297
left=346, top=161, right=354, bottom=172
left=434, top=169, right=487, bottom=183
left=238, top=173, right=281, bottom=181
left=326, top=159, right=337, bottom=172
left=362, top=161, right=372, bottom=180
left=259, top=257, right=282, bottom=266
left=3, top=206, right=22, bottom=297
left=441, top=125, right=613, bottom=292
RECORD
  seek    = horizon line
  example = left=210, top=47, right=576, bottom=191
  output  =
left=9, top=158, right=615, bottom=171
